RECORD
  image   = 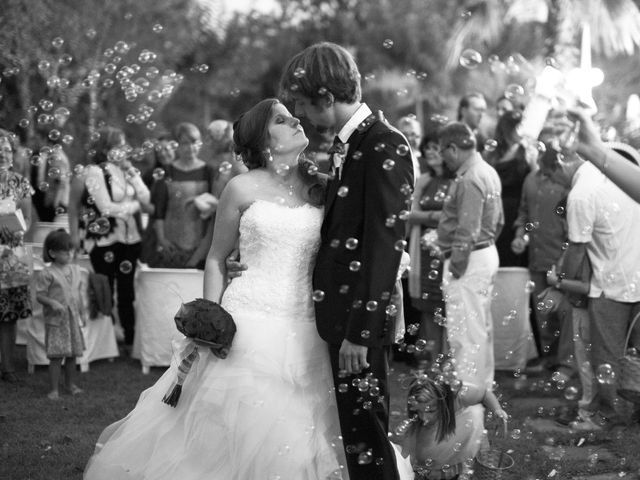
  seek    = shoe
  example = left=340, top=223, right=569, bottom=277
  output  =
left=47, top=391, right=60, bottom=401
left=569, top=412, right=603, bottom=431
left=1, top=372, right=19, bottom=383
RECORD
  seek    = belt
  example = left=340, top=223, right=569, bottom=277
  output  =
left=442, top=240, right=494, bottom=259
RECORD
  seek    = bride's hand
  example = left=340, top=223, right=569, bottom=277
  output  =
left=339, top=339, right=369, bottom=374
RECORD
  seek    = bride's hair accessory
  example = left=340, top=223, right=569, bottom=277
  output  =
left=162, top=298, right=236, bottom=407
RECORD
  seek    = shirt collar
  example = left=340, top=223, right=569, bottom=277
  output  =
left=336, top=103, right=372, bottom=144
left=571, top=161, right=592, bottom=188
left=455, top=151, right=481, bottom=177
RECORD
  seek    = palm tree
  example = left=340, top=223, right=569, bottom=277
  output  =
left=445, top=0, right=640, bottom=71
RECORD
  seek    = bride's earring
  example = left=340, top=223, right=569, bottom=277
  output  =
left=264, top=149, right=274, bottom=163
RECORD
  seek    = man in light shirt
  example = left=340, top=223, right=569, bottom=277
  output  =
left=436, top=122, right=504, bottom=389
left=551, top=145, right=640, bottom=430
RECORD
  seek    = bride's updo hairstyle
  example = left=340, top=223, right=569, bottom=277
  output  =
left=233, top=98, right=325, bottom=206
left=233, top=98, right=277, bottom=170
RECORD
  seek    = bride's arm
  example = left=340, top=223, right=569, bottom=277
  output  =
left=203, top=176, right=245, bottom=303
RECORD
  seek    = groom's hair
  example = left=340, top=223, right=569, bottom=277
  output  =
left=279, top=42, right=361, bottom=105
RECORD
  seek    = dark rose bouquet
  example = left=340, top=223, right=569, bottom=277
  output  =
left=174, top=298, right=236, bottom=359
left=163, top=299, right=236, bottom=407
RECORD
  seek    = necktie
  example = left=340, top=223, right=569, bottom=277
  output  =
left=328, top=136, right=346, bottom=180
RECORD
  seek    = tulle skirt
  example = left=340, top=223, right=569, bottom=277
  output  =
left=84, top=310, right=348, bottom=480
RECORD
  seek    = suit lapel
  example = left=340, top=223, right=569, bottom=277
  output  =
left=323, top=111, right=384, bottom=221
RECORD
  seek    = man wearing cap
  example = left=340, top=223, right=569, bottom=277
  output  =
left=436, top=122, right=504, bottom=389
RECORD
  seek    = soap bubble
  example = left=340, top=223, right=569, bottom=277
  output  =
left=504, top=84, right=525, bottom=100
left=51, top=37, right=65, bottom=49
left=337, top=186, right=349, bottom=197
left=312, top=290, right=325, bottom=302
left=355, top=449, right=374, bottom=466
left=119, top=260, right=133, bottom=274
left=459, top=49, right=482, bottom=69
left=564, top=385, right=579, bottom=401
left=595, top=363, right=616, bottom=384
left=484, top=139, right=498, bottom=152
left=396, top=144, right=409, bottom=156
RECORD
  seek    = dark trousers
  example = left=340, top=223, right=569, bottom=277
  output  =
left=588, top=296, right=640, bottom=417
left=89, top=242, right=141, bottom=345
left=328, top=343, right=400, bottom=480
left=529, top=271, right=574, bottom=369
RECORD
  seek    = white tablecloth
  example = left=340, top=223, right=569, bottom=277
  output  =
left=132, top=263, right=204, bottom=373
left=492, top=267, right=538, bottom=371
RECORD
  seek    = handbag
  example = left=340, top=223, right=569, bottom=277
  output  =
left=618, top=311, right=640, bottom=403
left=0, top=244, right=34, bottom=288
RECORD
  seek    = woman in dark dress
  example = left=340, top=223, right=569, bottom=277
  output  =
left=407, top=127, right=453, bottom=362
left=485, top=110, right=537, bottom=267
left=146, top=123, right=216, bottom=269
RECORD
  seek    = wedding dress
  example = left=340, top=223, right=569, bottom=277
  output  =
left=85, top=199, right=348, bottom=480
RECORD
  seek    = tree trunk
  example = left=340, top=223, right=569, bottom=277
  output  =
left=16, top=68, right=34, bottom=146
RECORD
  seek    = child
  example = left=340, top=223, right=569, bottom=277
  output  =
left=538, top=195, right=597, bottom=430
left=399, top=365, right=508, bottom=479
left=35, top=229, right=87, bottom=400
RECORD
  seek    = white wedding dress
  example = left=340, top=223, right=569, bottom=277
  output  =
left=84, top=200, right=349, bottom=480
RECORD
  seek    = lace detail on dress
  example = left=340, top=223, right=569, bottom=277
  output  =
left=221, top=199, right=323, bottom=321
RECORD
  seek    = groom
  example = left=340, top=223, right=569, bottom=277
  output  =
left=280, top=42, right=414, bottom=479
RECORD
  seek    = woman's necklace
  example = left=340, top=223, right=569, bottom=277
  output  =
left=274, top=171, right=297, bottom=197
left=280, top=182, right=295, bottom=196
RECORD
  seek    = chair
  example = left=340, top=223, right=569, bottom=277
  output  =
left=132, top=263, right=203, bottom=373
left=491, top=267, right=538, bottom=371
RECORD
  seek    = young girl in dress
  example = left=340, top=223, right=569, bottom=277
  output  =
left=399, top=363, right=508, bottom=479
left=36, top=229, right=87, bottom=400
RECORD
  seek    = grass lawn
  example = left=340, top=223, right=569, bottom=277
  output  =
left=2, top=347, right=640, bottom=479
left=1, top=348, right=163, bottom=480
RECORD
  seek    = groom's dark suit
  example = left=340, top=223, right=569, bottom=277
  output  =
left=313, top=109, right=414, bottom=480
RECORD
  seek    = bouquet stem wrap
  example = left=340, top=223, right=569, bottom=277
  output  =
left=162, top=341, right=199, bottom=407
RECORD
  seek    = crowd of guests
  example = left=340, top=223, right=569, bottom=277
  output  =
left=0, top=119, right=246, bottom=384
left=399, top=91, right=640, bottom=438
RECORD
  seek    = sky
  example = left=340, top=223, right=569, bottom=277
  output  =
left=202, top=0, right=278, bottom=16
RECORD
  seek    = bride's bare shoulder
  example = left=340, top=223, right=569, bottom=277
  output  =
left=220, top=170, right=269, bottom=212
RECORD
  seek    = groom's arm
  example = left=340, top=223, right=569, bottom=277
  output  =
left=344, top=128, right=414, bottom=348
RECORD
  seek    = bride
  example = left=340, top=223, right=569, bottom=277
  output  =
left=85, top=99, right=348, bottom=479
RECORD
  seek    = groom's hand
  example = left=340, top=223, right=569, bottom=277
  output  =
left=339, top=339, right=369, bottom=374
left=225, top=249, right=247, bottom=279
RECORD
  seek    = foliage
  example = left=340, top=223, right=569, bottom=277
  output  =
left=1, top=0, right=640, bottom=161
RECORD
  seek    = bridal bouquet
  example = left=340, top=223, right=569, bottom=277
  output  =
left=174, top=298, right=236, bottom=357
left=162, top=298, right=236, bottom=407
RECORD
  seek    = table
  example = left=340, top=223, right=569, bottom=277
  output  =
left=491, top=267, right=538, bottom=371
left=132, top=263, right=204, bottom=373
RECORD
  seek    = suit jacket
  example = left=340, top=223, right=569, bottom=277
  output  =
left=313, top=111, right=414, bottom=347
